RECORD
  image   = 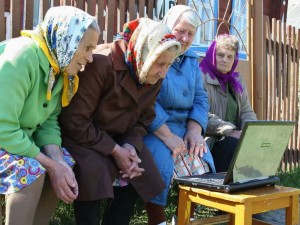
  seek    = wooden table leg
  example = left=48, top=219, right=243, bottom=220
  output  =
left=286, top=194, right=299, bottom=225
left=235, top=204, right=252, bottom=225
left=177, top=188, right=191, bottom=225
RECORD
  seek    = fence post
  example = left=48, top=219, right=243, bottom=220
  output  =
left=252, top=0, right=266, bottom=119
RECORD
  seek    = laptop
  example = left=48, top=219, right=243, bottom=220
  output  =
left=174, top=120, right=295, bottom=193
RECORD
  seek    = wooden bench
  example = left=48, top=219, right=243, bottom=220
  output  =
left=177, top=185, right=300, bottom=225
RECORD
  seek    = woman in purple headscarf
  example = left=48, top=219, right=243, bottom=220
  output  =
left=200, top=34, right=257, bottom=172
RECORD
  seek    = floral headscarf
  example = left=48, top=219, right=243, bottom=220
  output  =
left=199, top=36, right=243, bottom=94
left=21, top=6, right=97, bottom=106
left=118, top=18, right=181, bottom=85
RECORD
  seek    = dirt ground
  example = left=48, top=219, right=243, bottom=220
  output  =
left=254, top=209, right=286, bottom=225
left=253, top=197, right=300, bottom=225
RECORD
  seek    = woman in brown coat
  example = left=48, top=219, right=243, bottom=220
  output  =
left=59, top=18, right=181, bottom=225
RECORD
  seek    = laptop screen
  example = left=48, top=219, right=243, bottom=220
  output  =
left=226, top=121, right=295, bottom=183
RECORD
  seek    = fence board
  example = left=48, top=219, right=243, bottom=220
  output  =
left=75, top=0, right=84, bottom=9
left=262, top=16, right=267, bottom=120
left=11, top=0, right=21, bottom=38
left=147, top=0, right=154, bottom=19
left=106, top=0, right=116, bottom=43
left=24, top=0, right=34, bottom=29
left=128, top=0, right=135, bottom=21
left=138, top=0, right=145, bottom=18
left=297, top=30, right=300, bottom=167
left=96, top=0, right=105, bottom=44
left=118, top=0, right=126, bottom=33
left=271, top=18, right=276, bottom=120
left=86, top=0, right=95, bottom=15
left=276, top=19, right=282, bottom=121
left=266, top=17, right=272, bottom=120
left=42, top=0, right=51, bottom=19
left=53, top=0, right=60, bottom=6
left=291, top=26, right=297, bottom=168
left=0, top=0, right=5, bottom=41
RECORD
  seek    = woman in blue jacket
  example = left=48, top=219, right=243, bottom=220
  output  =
left=143, top=5, right=215, bottom=225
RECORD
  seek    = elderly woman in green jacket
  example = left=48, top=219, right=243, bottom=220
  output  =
left=0, top=6, right=99, bottom=225
left=200, top=34, right=257, bottom=172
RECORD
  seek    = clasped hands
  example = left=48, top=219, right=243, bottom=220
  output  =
left=111, top=143, right=144, bottom=179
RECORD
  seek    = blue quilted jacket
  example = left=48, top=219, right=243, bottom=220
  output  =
left=144, top=49, right=216, bottom=206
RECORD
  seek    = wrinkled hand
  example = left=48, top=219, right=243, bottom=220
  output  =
left=121, top=143, right=144, bottom=179
left=112, top=144, right=144, bottom=179
left=184, top=129, right=207, bottom=157
left=228, top=130, right=242, bottom=139
left=47, top=160, right=78, bottom=204
left=163, top=134, right=186, bottom=158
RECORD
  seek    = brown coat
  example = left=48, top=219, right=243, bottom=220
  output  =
left=60, top=40, right=165, bottom=202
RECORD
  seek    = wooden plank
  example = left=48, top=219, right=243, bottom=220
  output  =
left=271, top=18, right=277, bottom=121
left=282, top=21, right=287, bottom=120
left=24, top=0, right=34, bottom=29
left=53, top=0, right=60, bottom=7
left=147, top=0, right=154, bottom=19
left=252, top=1, right=265, bottom=119
left=296, top=30, right=300, bottom=167
left=189, top=214, right=231, bottom=225
left=276, top=19, right=282, bottom=121
left=64, top=0, right=72, bottom=5
left=262, top=15, right=267, bottom=120
left=0, top=0, right=5, bottom=41
left=177, top=0, right=187, bottom=4
left=266, top=17, right=272, bottom=120
left=86, top=0, right=96, bottom=15
left=287, top=25, right=292, bottom=171
left=75, top=0, right=84, bottom=10
left=10, top=0, right=21, bottom=38
left=128, top=0, right=135, bottom=21
left=106, top=0, right=115, bottom=43
left=252, top=218, right=273, bottom=225
left=42, top=0, right=50, bottom=19
left=96, top=0, right=105, bottom=43
left=138, top=0, right=145, bottom=18
left=118, top=0, right=126, bottom=33
left=282, top=21, right=288, bottom=171
left=291, top=26, right=297, bottom=169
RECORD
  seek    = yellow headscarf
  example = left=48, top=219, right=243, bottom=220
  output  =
left=21, top=6, right=97, bottom=107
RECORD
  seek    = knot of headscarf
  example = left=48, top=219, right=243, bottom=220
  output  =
left=199, top=40, right=243, bottom=94
left=117, top=18, right=180, bottom=86
left=21, top=6, right=97, bottom=107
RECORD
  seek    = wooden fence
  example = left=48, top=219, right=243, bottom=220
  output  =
left=1, top=0, right=156, bottom=43
left=1, top=1, right=300, bottom=172
left=263, top=15, right=300, bottom=171
left=0, top=0, right=185, bottom=43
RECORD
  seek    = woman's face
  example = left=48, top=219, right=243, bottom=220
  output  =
left=65, top=28, right=99, bottom=75
left=216, top=46, right=236, bottom=74
left=172, top=19, right=196, bottom=55
left=144, top=49, right=176, bottom=84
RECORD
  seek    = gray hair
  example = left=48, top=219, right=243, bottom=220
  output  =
left=216, top=34, right=239, bottom=52
left=176, top=9, right=201, bottom=29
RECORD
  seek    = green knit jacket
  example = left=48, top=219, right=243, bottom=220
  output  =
left=0, top=36, right=63, bottom=158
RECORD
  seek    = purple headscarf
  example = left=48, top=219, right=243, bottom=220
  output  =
left=199, top=37, right=243, bottom=94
